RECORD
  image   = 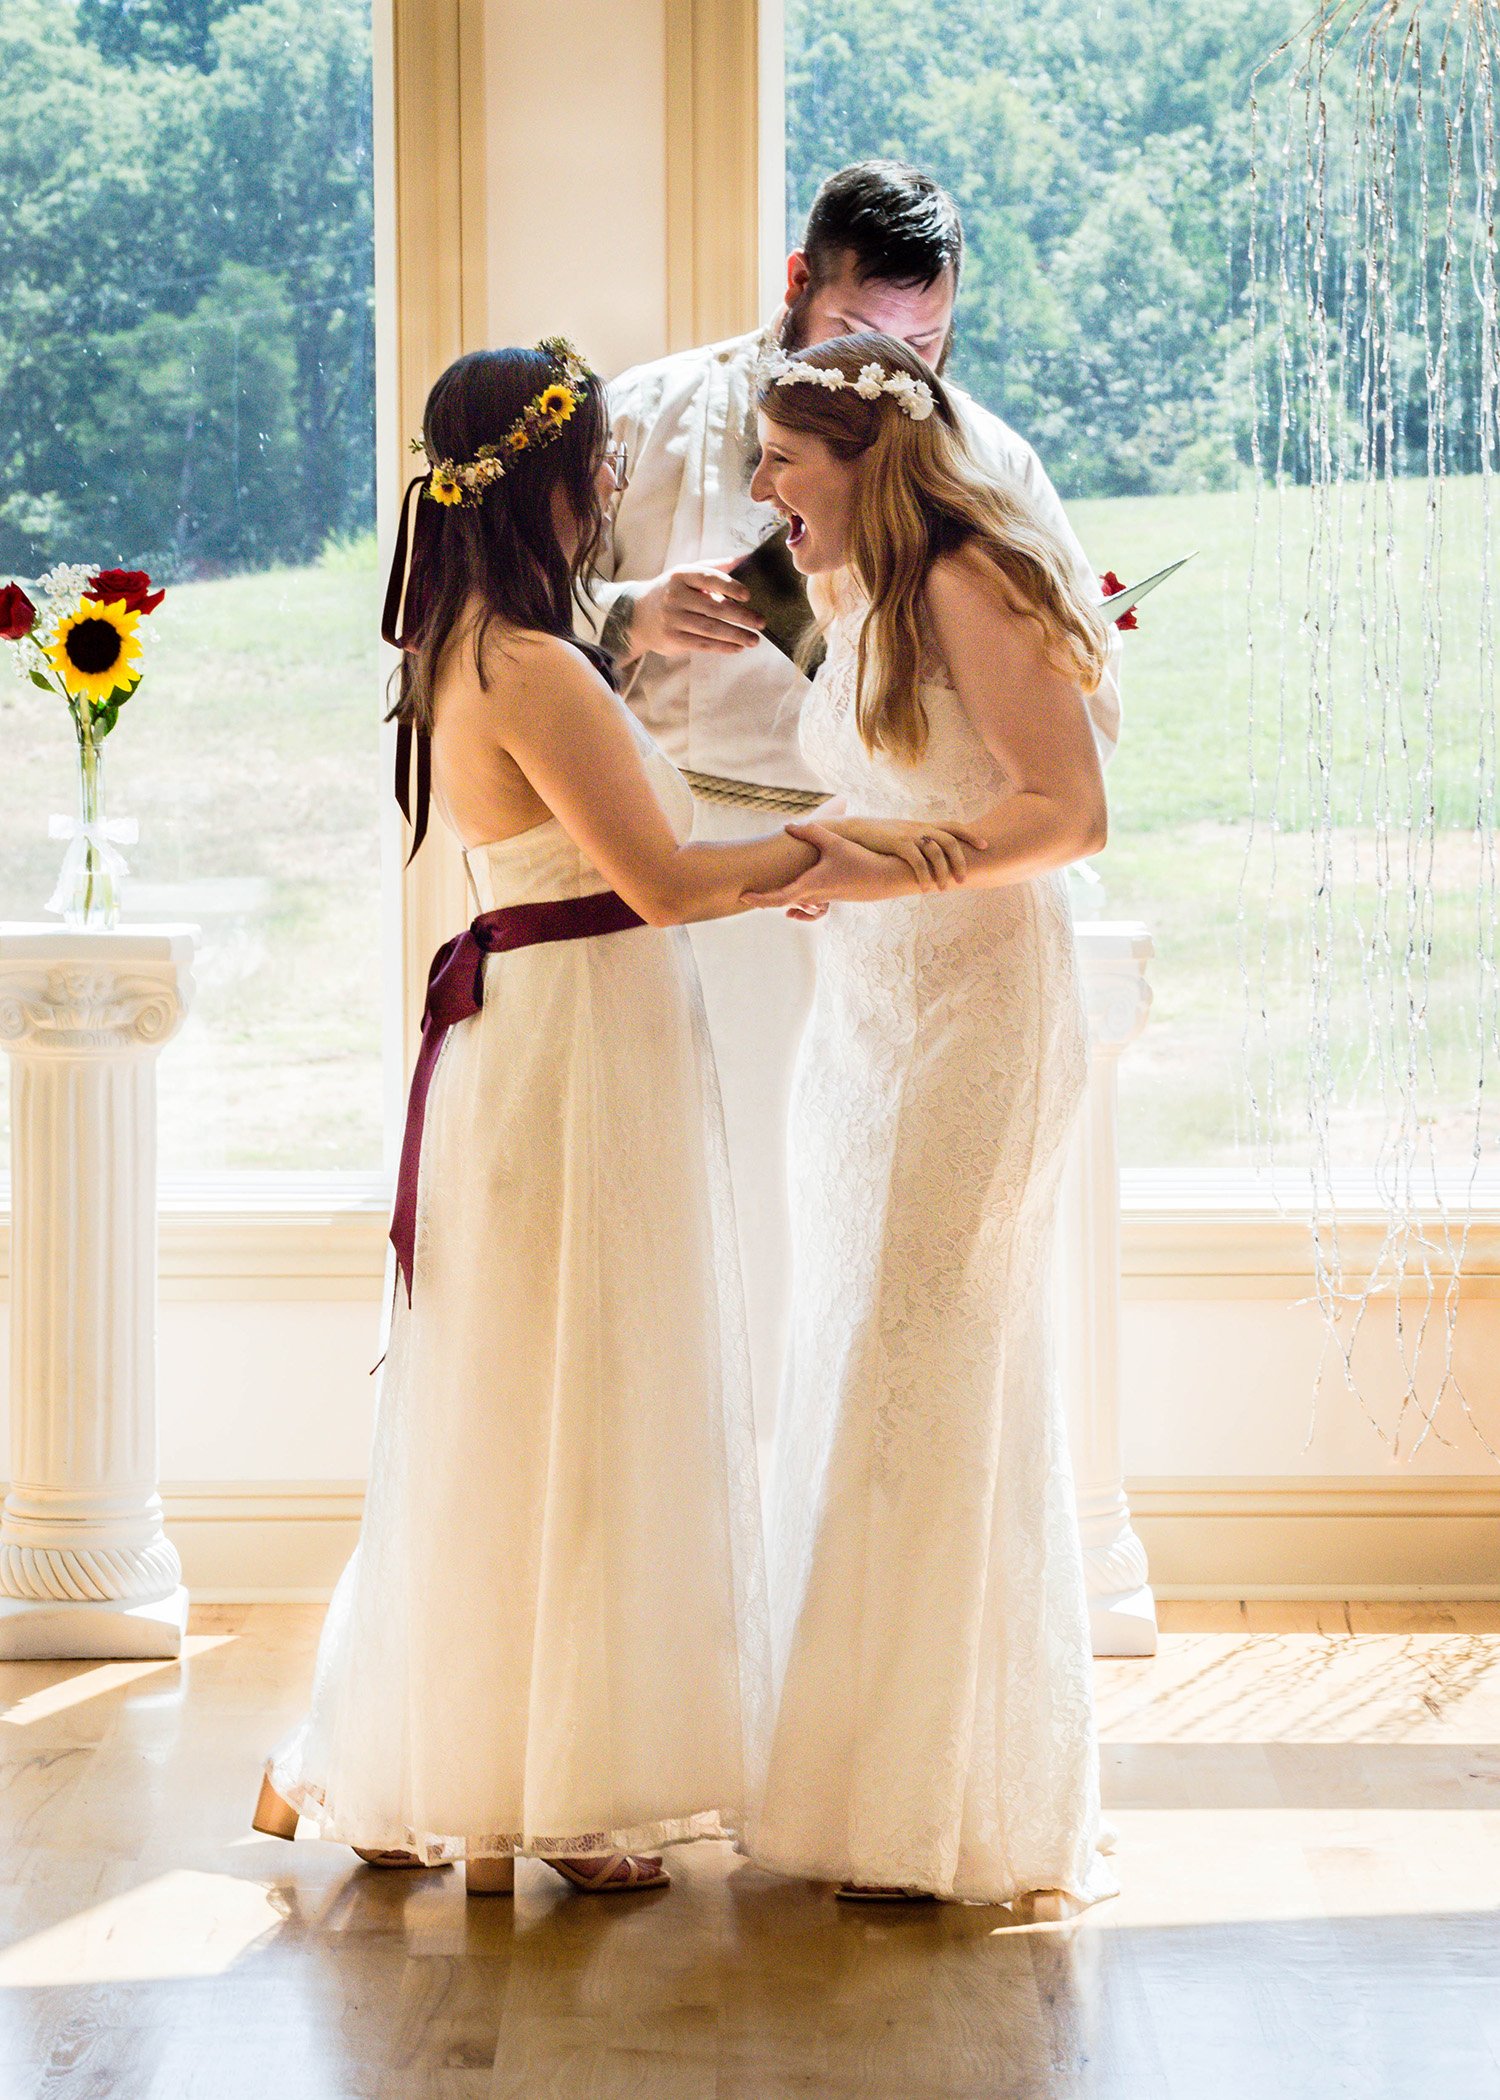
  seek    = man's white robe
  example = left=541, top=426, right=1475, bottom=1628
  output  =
left=588, top=326, right=1121, bottom=1451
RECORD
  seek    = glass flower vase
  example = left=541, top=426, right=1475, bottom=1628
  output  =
left=50, top=724, right=126, bottom=930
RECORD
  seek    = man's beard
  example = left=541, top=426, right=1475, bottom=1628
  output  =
left=778, top=286, right=954, bottom=375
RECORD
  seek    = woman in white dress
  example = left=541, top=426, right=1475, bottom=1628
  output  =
left=740, top=333, right=1119, bottom=1909
left=251, top=340, right=978, bottom=1896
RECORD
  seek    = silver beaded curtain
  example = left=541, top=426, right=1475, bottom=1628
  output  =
left=1244, top=0, right=1499, bottom=1457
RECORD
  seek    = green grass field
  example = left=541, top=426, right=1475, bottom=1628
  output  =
left=2, top=478, right=1493, bottom=1176
left=1071, top=474, right=1499, bottom=1171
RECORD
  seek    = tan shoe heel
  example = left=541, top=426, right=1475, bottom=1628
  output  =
left=252, top=1773, right=300, bottom=1840
left=466, top=1856, right=516, bottom=1896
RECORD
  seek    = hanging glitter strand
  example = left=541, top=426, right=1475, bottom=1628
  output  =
left=1246, top=0, right=1500, bottom=1462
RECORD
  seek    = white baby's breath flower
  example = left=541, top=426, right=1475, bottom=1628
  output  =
left=854, top=364, right=886, bottom=398
left=16, top=635, right=49, bottom=681
left=903, top=381, right=936, bottom=422
left=38, top=562, right=91, bottom=603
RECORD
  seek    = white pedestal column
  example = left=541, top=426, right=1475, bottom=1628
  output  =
left=0, top=926, right=196, bottom=1659
left=1061, top=922, right=1156, bottom=1658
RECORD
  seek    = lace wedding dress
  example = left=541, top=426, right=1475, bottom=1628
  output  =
left=269, top=735, right=769, bottom=1862
left=748, top=608, right=1117, bottom=1907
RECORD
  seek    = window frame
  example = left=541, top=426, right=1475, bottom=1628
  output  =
left=7, top=0, right=1492, bottom=1280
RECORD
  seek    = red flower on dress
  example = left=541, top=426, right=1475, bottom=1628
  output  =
left=86, top=567, right=166, bottom=617
left=0, top=582, right=36, bottom=640
left=1100, top=571, right=1138, bottom=631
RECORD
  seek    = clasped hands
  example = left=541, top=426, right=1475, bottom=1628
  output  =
left=745, top=811, right=989, bottom=919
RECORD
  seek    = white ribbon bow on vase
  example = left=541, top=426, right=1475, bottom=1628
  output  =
left=45, top=813, right=139, bottom=916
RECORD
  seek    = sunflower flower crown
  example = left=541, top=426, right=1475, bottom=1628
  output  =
left=411, top=338, right=592, bottom=507
left=760, top=348, right=936, bottom=422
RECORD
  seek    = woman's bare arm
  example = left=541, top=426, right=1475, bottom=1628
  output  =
left=746, top=548, right=1106, bottom=910
left=467, top=632, right=815, bottom=925
left=923, top=544, right=1107, bottom=884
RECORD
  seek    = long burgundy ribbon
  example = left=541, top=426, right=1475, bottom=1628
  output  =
left=383, top=472, right=435, bottom=864
left=390, top=890, right=646, bottom=1301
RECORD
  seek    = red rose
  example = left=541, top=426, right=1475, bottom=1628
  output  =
left=87, top=567, right=165, bottom=616
left=0, top=582, right=36, bottom=640
left=1100, top=570, right=1138, bottom=631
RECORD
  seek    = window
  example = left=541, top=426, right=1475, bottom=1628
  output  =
left=783, top=0, right=1496, bottom=1188
left=1, top=0, right=385, bottom=1181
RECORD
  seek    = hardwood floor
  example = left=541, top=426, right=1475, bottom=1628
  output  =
left=1, top=1600, right=1496, bottom=2098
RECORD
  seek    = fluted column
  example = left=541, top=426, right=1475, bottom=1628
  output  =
left=0, top=926, right=196, bottom=1658
left=1061, top=922, right=1156, bottom=1657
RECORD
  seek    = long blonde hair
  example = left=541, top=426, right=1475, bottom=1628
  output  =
left=757, top=332, right=1107, bottom=763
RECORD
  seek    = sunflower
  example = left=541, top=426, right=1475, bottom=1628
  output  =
left=537, top=383, right=576, bottom=423
left=428, top=466, right=465, bottom=506
left=45, top=598, right=142, bottom=705
left=503, top=427, right=531, bottom=455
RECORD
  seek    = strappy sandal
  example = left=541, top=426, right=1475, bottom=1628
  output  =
left=541, top=1851, right=670, bottom=1893
left=251, top=1774, right=447, bottom=1871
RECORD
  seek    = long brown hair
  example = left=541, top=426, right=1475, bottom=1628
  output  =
left=385, top=345, right=613, bottom=740
left=756, top=332, right=1107, bottom=763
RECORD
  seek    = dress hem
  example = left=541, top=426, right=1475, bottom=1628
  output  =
left=265, top=1757, right=741, bottom=1865
left=736, top=1836, right=1119, bottom=1912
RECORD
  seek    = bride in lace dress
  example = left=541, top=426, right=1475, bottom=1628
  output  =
left=253, top=341, right=976, bottom=1896
left=740, top=333, right=1120, bottom=1908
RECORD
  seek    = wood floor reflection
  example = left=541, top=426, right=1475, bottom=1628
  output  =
left=1, top=1600, right=1497, bottom=2097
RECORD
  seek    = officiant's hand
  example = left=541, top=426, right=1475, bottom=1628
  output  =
left=625, top=561, right=764, bottom=660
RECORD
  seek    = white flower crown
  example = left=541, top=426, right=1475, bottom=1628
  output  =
left=761, top=349, right=936, bottom=422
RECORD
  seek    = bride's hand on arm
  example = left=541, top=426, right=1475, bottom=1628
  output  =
left=816, top=815, right=988, bottom=889
left=741, top=815, right=988, bottom=910
left=742, top=823, right=946, bottom=909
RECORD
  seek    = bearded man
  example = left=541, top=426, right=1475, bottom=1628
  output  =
left=588, top=159, right=1121, bottom=1449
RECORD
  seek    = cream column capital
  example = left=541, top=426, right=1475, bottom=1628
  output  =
left=0, top=926, right=195, bottom=1057
left=1076, top=922, right=1153, bottom=1055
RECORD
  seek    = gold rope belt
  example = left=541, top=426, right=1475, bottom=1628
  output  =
left=681, top=769, right=828, bottom=814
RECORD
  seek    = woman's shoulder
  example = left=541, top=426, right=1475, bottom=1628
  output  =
left=468, top=618, right=611, bottom=707
left=924, top=539, right=1028, bottom=625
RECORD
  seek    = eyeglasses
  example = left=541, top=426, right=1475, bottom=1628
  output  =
left=604, top=442, right=630, bottom=494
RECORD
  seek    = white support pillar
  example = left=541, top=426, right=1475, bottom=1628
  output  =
left=1061, top=922, right=1156, bottom=1658
left=0, top=926, right=196, bottom=1659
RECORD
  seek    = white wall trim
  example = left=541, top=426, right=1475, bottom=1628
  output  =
left=1132, top=1475, right=1500, bottom=1596
left=120, top=1475, right=1500, bottom=1602
left=1130, top=1478, right=1500, bottom=1519
left=7, top=1171, right=1500, bottom=1300
left=1151, top=1585, right=1500, bottom=1601
left=1121, top=1204, right=1500, bottom=1297
left=1, top=1202, right=1492, bottom=1300
left=160, top=1482, right=366, bottom=1598
left=0, top=1197, right=390, bottom=1300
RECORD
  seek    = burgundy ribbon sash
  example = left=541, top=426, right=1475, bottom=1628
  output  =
left=390, top=890, right=646, bottom=1300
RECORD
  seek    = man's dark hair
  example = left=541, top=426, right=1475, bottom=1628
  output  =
left=802, top=161, right=963, bottom=291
